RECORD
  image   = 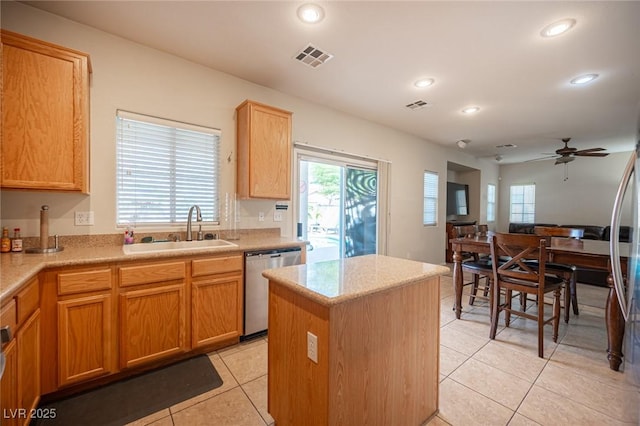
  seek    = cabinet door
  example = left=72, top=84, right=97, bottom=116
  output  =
left=119, top=284, right=186, bottom=369
left=1, top=30, right=90, bottom=193
left=237, top=101, right=292, bottom=199
left=17, top=309, right=40, bottom=418
left=192, top=274, right=242, bottom=348
left=58, top=294, right=113, bottom=386
left=0, top=339, right=19, bottom=426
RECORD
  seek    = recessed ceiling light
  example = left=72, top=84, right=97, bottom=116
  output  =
left=457, top=139, right=470, bottom=149
left=462, top=106, right=480, bottom=114
left=297, top=3, right=325, bottom=24
left=570, top=73, right=599, bottom=85
left=414, top=78, right=435, bottom=88
left=540, top=18, right=576, bottom=37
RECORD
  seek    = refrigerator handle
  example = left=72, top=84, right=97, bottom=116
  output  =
left=610, top=151, right=635, bottom=322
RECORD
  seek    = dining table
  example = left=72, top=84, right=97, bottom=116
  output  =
left=450, top=234, right=629, bottom=371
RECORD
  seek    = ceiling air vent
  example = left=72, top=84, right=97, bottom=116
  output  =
left=294, top=44, right=333, bottom=69
left=405, top=100, right=430, bottom=110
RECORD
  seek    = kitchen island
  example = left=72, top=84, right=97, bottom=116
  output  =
left=263, top=254, right=449, bottom=426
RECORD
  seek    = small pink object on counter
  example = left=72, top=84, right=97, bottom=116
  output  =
left=124, top=229, right=134, bottom=245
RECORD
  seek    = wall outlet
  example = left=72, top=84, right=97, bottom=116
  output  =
left=307, top=331, right=318, bottom=363
left=258, top=212, right=265, bottom=222
left=273, top=211, right=283, bottom=222
left=75, top=211, right=94, bottom=226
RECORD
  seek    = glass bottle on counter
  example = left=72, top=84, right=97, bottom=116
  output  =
left=1, top=227, right=10, bottom=253
left=11, top=228, right=23, bottom=252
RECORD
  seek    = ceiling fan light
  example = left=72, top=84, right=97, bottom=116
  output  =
left=570, top=73, right=599, bottom=85
left=556, top=156, right=574, bottom=164
left=541, top=19, right=576, bottom=37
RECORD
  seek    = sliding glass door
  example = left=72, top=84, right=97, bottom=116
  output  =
left=297, top=151, right=379, bottom=263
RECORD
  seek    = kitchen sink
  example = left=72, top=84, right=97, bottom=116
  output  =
left=122, top=239, right=237, bottom=254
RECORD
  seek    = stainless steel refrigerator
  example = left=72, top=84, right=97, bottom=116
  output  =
left=611, top=140, right=640, bottom=422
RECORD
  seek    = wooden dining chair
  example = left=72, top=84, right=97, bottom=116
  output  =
left=489, top=233, right=565, bottom=358
left=454, top=225, right=493, bottom=308
left=533, top=226, right=584, bottom=320
left=476, top=224, right=489, bottom=237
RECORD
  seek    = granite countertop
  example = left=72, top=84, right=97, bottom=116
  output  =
left=262, top=254, right=450, bottom=306
left=1, top=233, right=305, bottom=304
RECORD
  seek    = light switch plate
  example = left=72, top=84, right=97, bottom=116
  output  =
left=75, top=211, right=94, bottom=226
left=307, top=331, right=318, bottom=363
left=274, top=211, right=283, bottom=222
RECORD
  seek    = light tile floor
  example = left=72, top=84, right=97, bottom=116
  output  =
left=127, top=271, right=640, bottom=426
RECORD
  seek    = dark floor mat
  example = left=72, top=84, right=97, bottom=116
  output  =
left=34, top=355, right=223, bottom=426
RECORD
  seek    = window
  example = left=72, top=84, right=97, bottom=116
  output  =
left=116, top=111, right=220, bottom=226
left=510, top=184, right=535, bottom=223
left=487, top=183, right=496, bottom=222
left=423, top=171, right=438, bottom=225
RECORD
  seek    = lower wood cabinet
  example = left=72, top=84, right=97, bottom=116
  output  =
left=119, top=284, right=187, bottom=369
left=192, top=275, right=242, bottom=348
left=55, top=267, right=115, bottom=388
left=57, top=294, right=112, bottom=386
left=17, top=310, right=40, bottom=418
left=1, top=339, right=19, bottom=426
left=191, top=255, right=243, bottom=348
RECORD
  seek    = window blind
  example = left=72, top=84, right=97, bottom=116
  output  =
left=423, top=171, right=438, bottom=225
left=116, top=111, right=220, bottom=226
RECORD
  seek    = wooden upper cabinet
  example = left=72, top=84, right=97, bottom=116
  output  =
left=1, top=30, right=91, bottom=193
left=236, top=100, right=292, bottom=200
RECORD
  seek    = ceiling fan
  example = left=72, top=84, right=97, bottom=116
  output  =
left=551, top=137, right=609, bottom=165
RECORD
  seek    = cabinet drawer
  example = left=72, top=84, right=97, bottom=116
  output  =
left=1, top=299, right=17, bottom=335
left=16, top=277, right=39, bottom=325
left=58, top=269, right=112, bottom=296
left=192, top=255, right=243, bottom=277
left=119, top=262, right=186, bottom=287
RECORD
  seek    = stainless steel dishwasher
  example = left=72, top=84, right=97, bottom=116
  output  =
left=244, top=247, right=302, bottom=338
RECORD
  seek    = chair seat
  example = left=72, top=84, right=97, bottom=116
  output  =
left=462, top=260, right=493, bottom=273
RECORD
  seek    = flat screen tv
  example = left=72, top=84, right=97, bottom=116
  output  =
left=447, top=182, right=469, bottom=216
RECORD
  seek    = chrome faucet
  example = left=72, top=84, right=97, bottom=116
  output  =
left=186, top=205, right=203, bottom=241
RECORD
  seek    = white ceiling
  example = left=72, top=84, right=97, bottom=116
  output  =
left=23, top=1, right=640, bottom=164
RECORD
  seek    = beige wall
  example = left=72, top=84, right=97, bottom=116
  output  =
left=0, top=1, right=499, bottom=264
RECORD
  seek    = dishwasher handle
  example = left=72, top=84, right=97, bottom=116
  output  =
left=245, top=247, right=302, bottom=258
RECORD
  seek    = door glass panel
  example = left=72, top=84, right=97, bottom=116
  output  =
left=344, top=167, right=377, bottom=257
left=299, top=160, right=342, bottom=263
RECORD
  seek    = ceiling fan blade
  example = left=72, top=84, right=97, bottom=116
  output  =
left=574, top=152, right=609, bottom=157
left=525, top=155, right=558, bottom=162
left=574, top=147, right=606, bottom=154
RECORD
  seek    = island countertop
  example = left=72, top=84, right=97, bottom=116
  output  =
left=262, top=254, right=449, bottom=306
